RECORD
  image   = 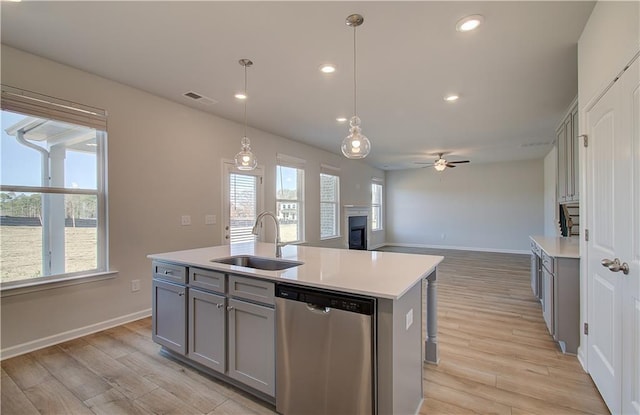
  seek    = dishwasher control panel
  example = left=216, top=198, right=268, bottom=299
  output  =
left=276, top=284, right=375, bottom=315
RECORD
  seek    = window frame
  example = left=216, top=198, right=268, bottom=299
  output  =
left=0, top=85, right=110, bottom=291
left=371, top=179, right=384, bottom=232
left=276, top=154, right=305, bottom=244
left=319, top=164, right=340, bottom=240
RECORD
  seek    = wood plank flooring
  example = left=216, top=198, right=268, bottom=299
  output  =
left=1, top=248, right=609, bottom=414
left=378, top=246, right=608, bottom=415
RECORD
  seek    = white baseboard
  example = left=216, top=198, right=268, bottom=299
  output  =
left=577, top=346, right=588, bottom=372
left=0, top=309, right=152, bottom=360
left=381, top=242, right=529, bottom=255
left=368, top=242, right=386, bottom=250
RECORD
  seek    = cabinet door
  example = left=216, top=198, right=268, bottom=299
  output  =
left=542, top=267, right=554, bottom=336
left=152, top=279, right=187, bottom=354
left=530, top=253, right=539, bottom=297
left=557, top=126, right=568, bottom=203
left=227, top=298, right=275, bottom=397
left=188, top=289, right=226, bottom=373
left=571, top=107, right=579, bottom=201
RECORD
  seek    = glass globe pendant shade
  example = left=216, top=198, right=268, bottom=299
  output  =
left=235, top=136, right=257, bottom=171
left=341, top=116, right=370, bottom=159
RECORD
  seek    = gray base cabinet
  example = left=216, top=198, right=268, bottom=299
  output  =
left=188, top=289, right=226, bottom=372
left=542, top=266, right=554, bottom=335
left=228, top=298, right=275, bottom=396
left=151, top=261, right=275, bottom=399
left=152, top=279, right=187, bottom=355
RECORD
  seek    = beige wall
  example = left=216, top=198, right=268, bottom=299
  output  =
left=385, top=159, right=544, bottom=253
left=0, top=45, right=384, bottom=354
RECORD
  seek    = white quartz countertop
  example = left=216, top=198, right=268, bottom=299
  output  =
left=148, top=243, right=443, bottom=300
left=530, top=235, right=580, bottom=259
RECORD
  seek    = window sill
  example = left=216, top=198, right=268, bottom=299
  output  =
left=320, top=235, right=342, bottom=241
left=372, top=228, right=384, bottom=233
left=1, top=270, right=118, bottom=298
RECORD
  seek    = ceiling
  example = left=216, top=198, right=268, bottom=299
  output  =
left=0, top=1, right=595, bottom=170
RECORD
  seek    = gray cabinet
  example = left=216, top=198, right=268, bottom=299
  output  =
left=188, top=288, right=226, bottom=372
left=530, top=241, right=542, bottom=300
left=227, top=298, right=275, bottom=396
left=557, top=100, right=579, bottom=203
left=151, top=263, right=275, bottom=398
left=540, top=251, right=580, bottom=354
left=152, top=279, right=187, bottom=354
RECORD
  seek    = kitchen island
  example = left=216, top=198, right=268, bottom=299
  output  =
left=148, top=242, right=443, bottom=415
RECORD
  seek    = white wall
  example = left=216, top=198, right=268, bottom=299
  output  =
left=0, top=45, right=384, bottom=354
left=544, top=146, right=559, bottom=237
left=386, top=159, right=544, bottom=253
left=576, top=1, right=639, bottom=369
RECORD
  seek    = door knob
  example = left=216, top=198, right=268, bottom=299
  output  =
left=216, top=303, right=224, bottom=309
left=602, top=258, right=630, bottom=275
left=601, top=258, right=615, bottom=267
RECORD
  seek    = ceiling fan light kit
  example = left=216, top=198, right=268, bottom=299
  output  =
left=341, top=13, right=371, bottom=160
left=234, top=58, right=258, bottom=171
left=416, top=153, right=471, bottom=172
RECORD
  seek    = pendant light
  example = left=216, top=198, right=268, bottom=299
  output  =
left=235, top=59, right=257, bottom=171
left=341, top=14, right=371, bottom=159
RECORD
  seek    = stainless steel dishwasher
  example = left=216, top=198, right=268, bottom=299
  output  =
left=275, top=283, right=376, bottom=415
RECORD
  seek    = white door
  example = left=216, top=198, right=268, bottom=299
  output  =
left=222, top=161, right=263, bottom=244
left=586, top=56, right=639, bottom=415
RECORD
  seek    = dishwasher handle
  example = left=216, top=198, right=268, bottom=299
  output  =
left=306, top=303, right=330, bottom=314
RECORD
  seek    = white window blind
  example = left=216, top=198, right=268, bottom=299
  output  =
left=229, top=173, right=258, bottom=244
left=371, top=181, right=383, bottom=231
left=320, top=170, right=340, bottom=239
left=1, top=85, right=107, bottom=130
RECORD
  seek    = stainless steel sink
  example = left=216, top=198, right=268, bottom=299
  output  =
left=211, top=255, right=303, bottom=271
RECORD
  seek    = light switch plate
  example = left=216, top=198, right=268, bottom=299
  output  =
left=181, top=215, right=191, bottom=226
left=406, top=308, right=413, bottom=330
left=131, top=279, right=140, bottom=292
left=205, top=214, right=216, bottom=225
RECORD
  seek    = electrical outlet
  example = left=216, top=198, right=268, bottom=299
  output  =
left=406, top=308, right=413, bottom=330
left=181, top=215, right=191, bottom=226
left=205, top=214, right=216, bottom=225
left=131, top=279, right=140, bottom=292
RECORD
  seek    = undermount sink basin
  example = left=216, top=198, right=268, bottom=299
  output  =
left=211, top=255, right=303, bottom=271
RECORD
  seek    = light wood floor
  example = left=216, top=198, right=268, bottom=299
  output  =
left=1, top=248, right=609, bottom=414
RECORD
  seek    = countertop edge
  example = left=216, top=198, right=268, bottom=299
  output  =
left=529, top=235, right=580, bottom=259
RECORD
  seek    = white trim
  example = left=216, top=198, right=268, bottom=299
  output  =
left=382, top=242, right=529, bottom=255
left=1, top=271, right=118, bottom=297
left=369, top=242, right=386, bottom=250
left=577, top=346, right=588, bottom=372
left=0, top=309, right=151, bottom=360
left=372, top=176, right=384, bottom=183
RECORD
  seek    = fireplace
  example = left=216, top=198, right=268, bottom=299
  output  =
left=348, top=216, right=367, bottom=250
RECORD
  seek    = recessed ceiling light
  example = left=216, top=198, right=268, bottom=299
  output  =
left=444, top=94, right=459, bottom=102
left=234, top=92, right=247, bottom=100
left=320, top=64, right=337, bottom=74
left=336, top=117, right=348, bottom=123
left=456, top=15, right=484, bottom=32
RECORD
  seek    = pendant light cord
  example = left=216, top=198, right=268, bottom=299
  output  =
left=243, top=64, right=248, bottom=139
left=353, top=25, right=357, bottom=118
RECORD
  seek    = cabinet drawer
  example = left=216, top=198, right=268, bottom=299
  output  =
left=153, top=261, right=187, bottom=284
left=189, top=268, right=226, bottom=294
left=229, top=275, right=274, bottom=306
left=541, top=252, right=555, bottom=274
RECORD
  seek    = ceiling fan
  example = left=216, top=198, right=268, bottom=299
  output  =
left=415, top=153, right=470, bottom=171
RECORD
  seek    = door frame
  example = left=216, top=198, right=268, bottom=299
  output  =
left=221, top=159, right=264, bottom=245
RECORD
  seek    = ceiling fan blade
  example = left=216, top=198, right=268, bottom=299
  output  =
left=415, top=162, right=435, bottom=167
left=448, top=160, right=470, bottom=164
left=445, top=163, right=457, bottom=168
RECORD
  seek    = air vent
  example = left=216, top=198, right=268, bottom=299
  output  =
left=183, top=91, right=218, bottom=105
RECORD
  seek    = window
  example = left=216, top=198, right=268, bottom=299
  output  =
left=229, top=172, right=258, bottom=244
left=320, top=164, right=340, bottom=239
left=371, top=180, right=383, bottom=231
left=1, top=85, right=108, bottom=287
left=276, top=154, right=305, bottom=244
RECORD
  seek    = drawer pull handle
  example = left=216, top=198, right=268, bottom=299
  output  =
left=227, top=306, right=234, bottom=311
left=163, top=270, right=173, bottom=275
left=178, top=292, right=185, bottom=296
left=217, top=303, right=224, bottom=309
